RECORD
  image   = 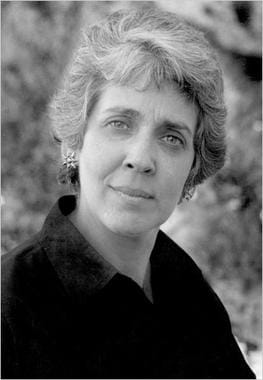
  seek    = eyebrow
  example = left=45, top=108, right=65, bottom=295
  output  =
left=103, top=107, right=193, bottom=137
left=162, top=120, right=193, bottom=137
left=103, top=107, right=141, bottom=120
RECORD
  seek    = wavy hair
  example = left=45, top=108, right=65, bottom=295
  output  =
left=49, top=7, right=227, bottom=198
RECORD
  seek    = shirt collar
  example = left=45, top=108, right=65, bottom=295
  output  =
left=39, top=195, right=117, bottom=302
left=38, top=195, right=183, bottom=305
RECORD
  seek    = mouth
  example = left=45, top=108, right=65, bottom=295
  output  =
left=109, top=186, right=154, bottom=200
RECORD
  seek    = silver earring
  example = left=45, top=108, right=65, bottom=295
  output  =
left=63, top=152, right=78, bottom=169
left=58, top=151, right=79, bottom=186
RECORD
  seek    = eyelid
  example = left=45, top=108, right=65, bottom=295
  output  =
left=161, top=134, right=185, bottom=148
left=105, top=119, right=131, bottom=130
left=165, top=131, right=185, bottom=142
left=105, top=114, right=131, bottom=123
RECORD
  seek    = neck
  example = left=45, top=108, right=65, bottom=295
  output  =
left=69, top=208, right=158, bottom=287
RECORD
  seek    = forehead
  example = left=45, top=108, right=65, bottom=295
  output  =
left=92, top=82, right=198, bottom=132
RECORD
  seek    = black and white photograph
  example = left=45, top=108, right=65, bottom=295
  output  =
left=1, top=1, right=262, bottom=378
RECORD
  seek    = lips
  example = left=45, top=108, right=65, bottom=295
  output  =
left=110, top=186, right=154, bottom=199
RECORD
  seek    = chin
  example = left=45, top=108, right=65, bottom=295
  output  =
left=104, top=214, right=157, bottom=237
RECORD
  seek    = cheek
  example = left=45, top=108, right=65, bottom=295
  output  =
left=160, top=159, right=193, bottom=201
left=79, top=137, right=121, bottom=181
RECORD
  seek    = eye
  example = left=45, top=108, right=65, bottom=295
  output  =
left=107, top=120, right=129, bottom=130
left=162, top=135, right=184, bottom=147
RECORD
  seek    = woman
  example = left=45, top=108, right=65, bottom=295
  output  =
left=1, top=7, right=255, bottom=379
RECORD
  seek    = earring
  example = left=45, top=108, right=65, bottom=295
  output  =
left=63, top=152, right=78, bottom=169
left=184, top=186, right=196, bottom=201
left=57, top=152, right=79, bottom=186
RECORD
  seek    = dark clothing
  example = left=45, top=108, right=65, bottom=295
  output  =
left=2, top=195, right=255, bottom=379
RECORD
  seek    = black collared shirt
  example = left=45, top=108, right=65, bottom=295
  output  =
left=1, top=195, right=255, bottom=379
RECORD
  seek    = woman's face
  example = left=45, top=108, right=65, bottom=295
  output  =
left=77, top=82, right=197, bottom=237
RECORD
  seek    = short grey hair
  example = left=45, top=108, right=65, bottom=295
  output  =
left=49, top=7, right=227, bottom=197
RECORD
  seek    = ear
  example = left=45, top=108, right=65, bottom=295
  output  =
left=187, top=153, right=200, bottom=186
left=178, top=154, right=200, bottom=204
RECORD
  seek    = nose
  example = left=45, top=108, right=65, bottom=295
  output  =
left=122, top=134, right=156, bottom=175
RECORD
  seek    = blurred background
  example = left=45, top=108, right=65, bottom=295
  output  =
left=1, top=1, right=262, bottom=376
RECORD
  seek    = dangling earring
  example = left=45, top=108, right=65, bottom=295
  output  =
left=57, top=152, right=79, bottom=186
left=63, top=152, right=78, bottom=169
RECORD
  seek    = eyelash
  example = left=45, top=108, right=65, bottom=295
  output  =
left=107, top=120, right=129, bottom=130
left=161, top=135, right=184, bottom=147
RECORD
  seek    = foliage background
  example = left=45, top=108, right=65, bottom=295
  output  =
left=1, top=0, right=262, bottom=374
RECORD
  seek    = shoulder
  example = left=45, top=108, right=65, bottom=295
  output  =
left=2, top=234, right=45, bottom=283
left=2, top=234, right=42, bottom=286
left=1, top=234, right=58, bottom=317
left=155, top=229, right=203, bottom=275
left=153, top=229, right=205, bottom=287
left=154, top=230, right=232, bottom=330
left=155, top=230, right=256, bottom=379
left=1, top=235, right=63, bottom=378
